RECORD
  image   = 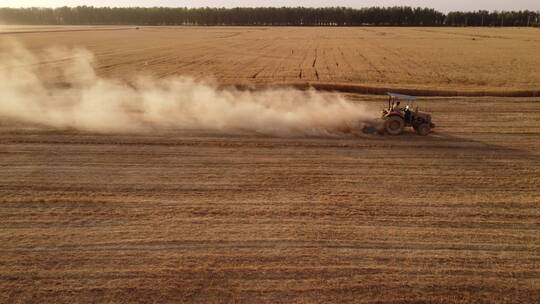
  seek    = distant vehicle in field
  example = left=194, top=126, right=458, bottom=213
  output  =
left=382, top=92, right=435, bottom=136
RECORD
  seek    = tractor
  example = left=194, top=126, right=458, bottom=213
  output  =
left=382, top=92, right=435, bottom=136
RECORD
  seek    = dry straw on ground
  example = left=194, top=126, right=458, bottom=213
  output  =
left=1, top=26, right=539, bottom=303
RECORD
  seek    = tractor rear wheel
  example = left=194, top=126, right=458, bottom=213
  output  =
left=416, top=123, right=431, bottom=136
left=384, top=116, right=404, bottom=135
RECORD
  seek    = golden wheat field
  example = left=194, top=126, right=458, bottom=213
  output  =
left=1, top=26, right=540, bottom=303
left=2, top=26, right=540, bottom=93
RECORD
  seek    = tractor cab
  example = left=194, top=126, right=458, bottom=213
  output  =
left=381, top=92, right=435, bottom=136
left=383, top=92, right=417, bottom=117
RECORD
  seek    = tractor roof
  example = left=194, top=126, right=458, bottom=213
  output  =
left=386, top=92, right=416, bottom=101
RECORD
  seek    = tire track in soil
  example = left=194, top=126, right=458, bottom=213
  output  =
left=313, top=46, right=320, bottom=81
left=297, top=39, right=312, bottom=80
left=248, top=40, right=279, bottom=80
left=320, top=48, right=335, bottom=82
left=336, top=47, right=355, bottom=82
left=356, top=50, right=385, bottom=80
left=267, top=40, right=295, bottom=82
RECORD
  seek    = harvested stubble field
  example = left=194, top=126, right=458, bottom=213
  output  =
left=1, top=26, right=540, bottom=94
left=0, top=26, right=540, bottom=303
left=2, top=95, right=540, bottom=303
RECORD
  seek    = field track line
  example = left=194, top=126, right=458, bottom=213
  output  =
left=0, top=27, right=133, bottom=35
left=2, top=240, right=538, bottom=252
left=232, top=82, right=540, bottom=97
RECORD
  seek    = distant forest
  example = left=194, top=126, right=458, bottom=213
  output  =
left=0, top=6, right=539, bottom=27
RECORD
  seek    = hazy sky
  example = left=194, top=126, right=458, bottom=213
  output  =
left=1, top=1, right=539, bottom=12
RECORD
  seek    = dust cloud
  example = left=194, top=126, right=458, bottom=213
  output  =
left=0, top=40, right=376, bottom=136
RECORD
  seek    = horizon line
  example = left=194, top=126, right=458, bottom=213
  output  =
left=1, top=6, right=539, bottom=13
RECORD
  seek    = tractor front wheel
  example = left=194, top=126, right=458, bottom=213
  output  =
left=416, top=123, right=431, bottom=136
left=384, top=116, right=404, bottom=135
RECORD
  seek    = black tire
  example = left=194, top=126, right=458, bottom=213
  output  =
left=416, top=123, right=431, bottom=136
left=384, top=116, right=404, bottom=135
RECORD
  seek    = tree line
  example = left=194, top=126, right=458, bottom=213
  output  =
left=446, top=10, right=539, bottom=26
left=0, top=6, right=538, bottom=27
